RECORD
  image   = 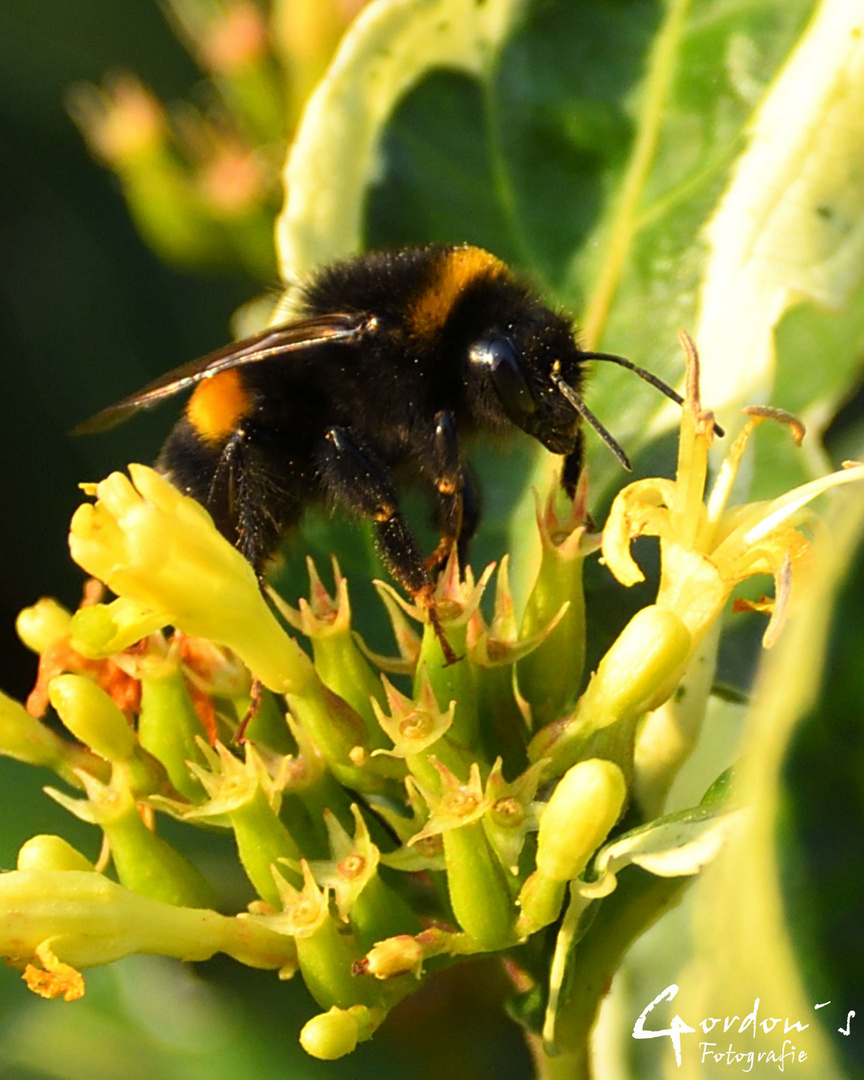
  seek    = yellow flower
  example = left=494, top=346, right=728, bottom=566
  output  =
left=68, top=465, right=314, bottom=694
left=602, top=332, right=864, bottom=652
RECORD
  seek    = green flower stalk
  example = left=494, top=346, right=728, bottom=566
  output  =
left=312, top=805, right=421, bottom=949
left=177, top=740, right=304, bottom=905
left=468, top=556, right=565, bottom=770
left=47, top=767, right=217, bottom=909
left=380, top=555, right=495, bottom=749
left=136, top=658, right=210, bottom=799
left=410, top=760, right=515, bottom=949
left=267, top=862, right=392, bottom=1013
left=517, top=481, right=593, bottom=729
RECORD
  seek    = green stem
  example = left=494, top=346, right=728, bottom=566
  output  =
left=526, top=1033, right=589, bottom=1080
left=551, top=868, right=693, bottom=1058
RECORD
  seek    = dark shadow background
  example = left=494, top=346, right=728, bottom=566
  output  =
left=0, top=1, right=258, bottom=703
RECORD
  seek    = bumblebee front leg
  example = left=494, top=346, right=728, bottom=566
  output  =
left=561, top=428, right=585, bottom=499
left=319, top=427, right=460, bottom=665
left=424, top=410, right=474, bottom=573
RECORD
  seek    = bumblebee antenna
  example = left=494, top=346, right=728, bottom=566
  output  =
left=581, top=351, right=725, bottom=438
left=550, top=369, right=632, bottom=471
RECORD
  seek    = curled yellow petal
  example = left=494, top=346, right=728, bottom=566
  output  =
left=601, top=479, right=677, bottom=587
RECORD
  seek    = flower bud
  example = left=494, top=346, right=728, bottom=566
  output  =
left=300, top=1005, right=381, bottom=1060
left=0, top=689, right=106, bottom=788
left=360, top=935, right=423, bottom=979
left=529, top=606, right=691, bottom=774
left=536, top=759, right=626, bottom=883
left=577, top=607, right=692, bottom=729
left=48, top=674, right=137, bottom=763
left=69, top=598, right=167, bottom=658
left=16, top=598, right=72, bottom=654
left=17, top=835, right=95, bottom=873
left=517, top=759, right=626, bottom=934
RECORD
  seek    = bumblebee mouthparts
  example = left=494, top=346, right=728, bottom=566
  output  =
left=550, top=369, right=632, bottom=471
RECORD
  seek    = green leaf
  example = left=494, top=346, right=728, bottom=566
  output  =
left=779, top=534, right=864, bottom=1079
left=652, top=487, right=864, bottom=1080
left=582, top=801, right=746, bottom=899
left=275, top=0, right=864, bottom=622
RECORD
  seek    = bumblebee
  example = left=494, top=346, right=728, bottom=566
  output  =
left=77, top=244, right=693, bottom=657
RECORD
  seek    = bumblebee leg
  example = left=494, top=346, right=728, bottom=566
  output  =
left=425, top=410, right=469, bottom=573
left=319, top=427, right=460, bottom=665
left=234, top=677, right=264, bottom=744
left=196, top=423, right=298, bottom=575
left=455, top=470, right=479, bottom=566
left=561, top=428, right=585, bottom=499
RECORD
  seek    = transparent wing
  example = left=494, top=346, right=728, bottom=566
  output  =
left=73, top=311, right=371, bottom=434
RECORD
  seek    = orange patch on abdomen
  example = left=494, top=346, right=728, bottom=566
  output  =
left=186, top=368, right=252, bottom=443
left=407, top=246, right=508, bottom=339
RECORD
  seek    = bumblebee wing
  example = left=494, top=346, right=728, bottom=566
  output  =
left=73, top=311, right=370, bottom=435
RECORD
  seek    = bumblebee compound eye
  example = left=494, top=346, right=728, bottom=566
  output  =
left=469, top=334, right=538, bottom=423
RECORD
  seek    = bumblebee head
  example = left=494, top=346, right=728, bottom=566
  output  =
left=466, top=313, right=601, bottom=459
left=466, top=308, right=705, bottom=471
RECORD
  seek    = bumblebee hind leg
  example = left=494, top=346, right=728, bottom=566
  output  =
left=317, top=426, right=460, bottom=665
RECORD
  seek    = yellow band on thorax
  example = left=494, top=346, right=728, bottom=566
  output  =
left=407, top=247, right=507, bottom=339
